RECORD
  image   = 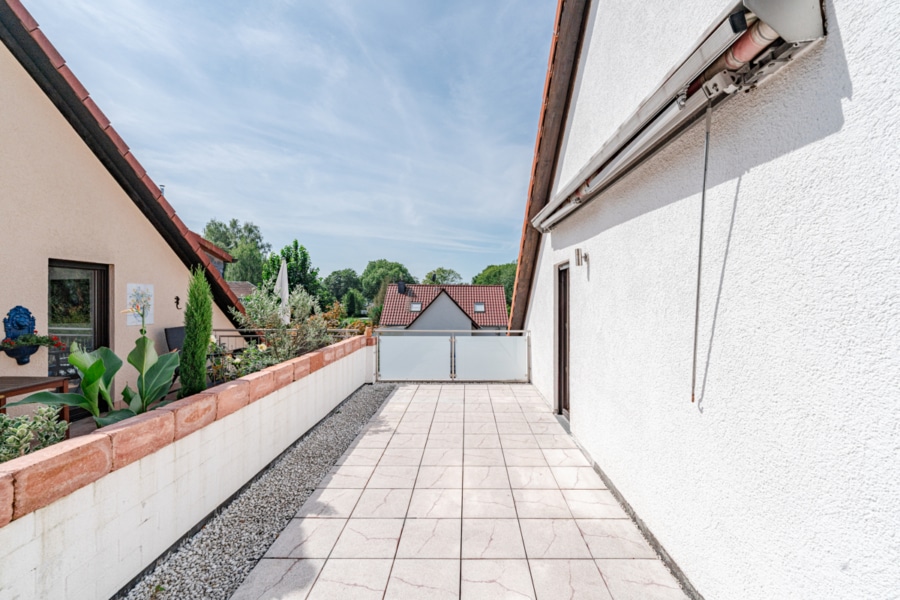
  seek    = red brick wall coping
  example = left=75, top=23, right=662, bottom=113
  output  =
left=0, top=334, right=369, bottom=528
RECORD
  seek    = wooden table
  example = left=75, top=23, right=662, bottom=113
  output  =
left=0, top=376, right=71, bottom=438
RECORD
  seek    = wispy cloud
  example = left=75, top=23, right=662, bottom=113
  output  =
left=25, top=0, right=556, bottom=280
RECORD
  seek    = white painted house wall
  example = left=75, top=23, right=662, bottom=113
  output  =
left=525, top=1, right=900, bottom=599
left=407, top=293, right=475, bottom=333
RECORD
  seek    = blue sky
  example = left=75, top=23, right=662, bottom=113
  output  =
left=26, top=0, right=556, bottom=281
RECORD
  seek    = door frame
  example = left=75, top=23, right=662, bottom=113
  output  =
left=556, top=262, right=570, bottom=419
left=48, top=258, right=111, bottom=418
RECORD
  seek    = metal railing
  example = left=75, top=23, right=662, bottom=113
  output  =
left=374, top=330, right=530, bottom=383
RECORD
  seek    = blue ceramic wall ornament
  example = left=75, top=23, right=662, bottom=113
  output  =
left=2, top=305, right=39, bottom=365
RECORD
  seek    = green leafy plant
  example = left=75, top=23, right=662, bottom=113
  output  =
left=6, top=342, right=122, bottom=426
left=217, top=284, right=333, bottom=381
left=12, top=296, right=180, bottom=428
left=0, top=407, right=68, bottom=463
left=99, top=302, right=179, bottom=426
left=180, top=267, right=213, bottom=398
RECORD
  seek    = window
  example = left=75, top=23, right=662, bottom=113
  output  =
left=410, top=302, right=422, bottom=312
left=474, top=302, right=485, bottom=313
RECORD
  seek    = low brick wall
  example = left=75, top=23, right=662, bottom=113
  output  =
left=0, top=335, right=375, bottom=599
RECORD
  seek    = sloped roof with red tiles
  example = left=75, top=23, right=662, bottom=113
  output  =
left=381, top=284, right=508, bottom=328
left=0, top=0, right=244, bottom=324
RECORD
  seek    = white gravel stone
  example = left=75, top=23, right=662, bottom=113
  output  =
left=119, top=383, right=396, bottom=600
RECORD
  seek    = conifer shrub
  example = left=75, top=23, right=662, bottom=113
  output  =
left=180, top=267, right=213, bottom=398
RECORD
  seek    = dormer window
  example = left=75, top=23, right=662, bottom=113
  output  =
left=410, top=302, right=422, bottom=312
left=474, top=302, right=485, bottom=313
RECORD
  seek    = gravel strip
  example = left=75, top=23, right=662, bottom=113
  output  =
left=121, top=383, right=397, bottom=600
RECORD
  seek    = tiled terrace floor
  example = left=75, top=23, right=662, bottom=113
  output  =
left=232, top=384, right=688, bottom=599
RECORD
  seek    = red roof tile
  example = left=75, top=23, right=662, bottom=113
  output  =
left=380, top=284, right=508, bottom=328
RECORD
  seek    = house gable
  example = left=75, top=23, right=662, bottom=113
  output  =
left=406, top=291, right=475, bottom=331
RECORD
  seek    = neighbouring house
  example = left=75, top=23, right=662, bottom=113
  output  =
left=0, top=1, right=243, bottom=418
left=380, top=283, right=507, bottom=332
left=188, top=230, right=234, bottom=278
left=227, top=281, right=258, bottom=300
left=511, top=1, right=898, bottom=599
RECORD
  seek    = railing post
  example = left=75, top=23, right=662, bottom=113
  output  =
left=450, top=334, right=456, bottom=380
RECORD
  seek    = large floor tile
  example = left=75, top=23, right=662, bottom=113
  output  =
left=329, top=519, right=403, bottom=558
left=232, top=558, right=324, bottom=600
left=351, top=488, right=413, bottom=519
left=307, top=558, right=393, bottom=599
left=534, top=434, right=578, bottom=449
left=508, top=466, right=558, bottom=489
left=422, top=447, right=463, bottom=466
left=385, top=559, right=460, bottom=600
left=379, top=448, right=424, bottom=466
left=318, top=466, right=374, bottom=489
left=464, top=421, right=499, bottom=434
left=500, top=434, right=540, bottom=449
left=542, top=449, right=591, bottom=467
left=519, top=519, right=592, bottom=559
left=265, top=518, right=346, bottom=559
left=503, top=449, right=548, bottom=466
left=460, top=559, right=535, bottom=599
left=464, top=434, right=502, bottom=449
left=562, top=489, right=627, bottom=519
left=595, top=559, right=688, bottom=600
left=513, top=489, right=573, bottom=518
left=387, top=434, right=428, bottom=449
left=463, top=466, right=511, bottom=489
left=463, top=448, right=505, bottom=466
left=529, top=559, right=612, bottom=600
left=336, top=448, right=384, bottom=466
left=426, top=434, right=464, bottom=449
left=496, top=422, right=533, bottom=434
left=577, top=519, right=657, bottom=559
left=462, top=519, right=526, bottom=558
left=367, top=465, right=419, bottom=489
left=550, top=467, right=606, bottom=489
left=396, top=518, right=461, bottom=558
left=408, top=488, right=462, bottom=519
left=416, top=466, right=463, bottom=489
left=463, top=489, right=518, bottom=519
left=430, top=420, right=465, bottom=434
left=296, top=488, right=363, bottom=519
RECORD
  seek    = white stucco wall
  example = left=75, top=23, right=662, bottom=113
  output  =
left=0, top=346, right=372, bottom=600
left=525, top=1, right=900, bottom=598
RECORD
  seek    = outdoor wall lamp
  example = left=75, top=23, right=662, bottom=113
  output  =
left=576, top=248, right=589, bottom=266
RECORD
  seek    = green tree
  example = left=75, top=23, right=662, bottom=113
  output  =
left=472, top=262, right=517, bottom=305
left=228, top=240, right=266, bottom=285
left=360, top=259, right=417, bottom=300
left=202, top=218, right=270, bottom=285
left=180, top=267, right=213, bottom=398
left=262, top=240, right=322, bottom=298
left=342, top=289, right=365, bottom=318
left=423, top=267, right=462, bottom=285
left=324, top=268, right=362, bottom=300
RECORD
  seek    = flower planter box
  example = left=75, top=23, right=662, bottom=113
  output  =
left=0, top=334, right=372, bottom=599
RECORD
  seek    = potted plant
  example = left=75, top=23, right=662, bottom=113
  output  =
left=1, top=306, right=66, bottom=365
